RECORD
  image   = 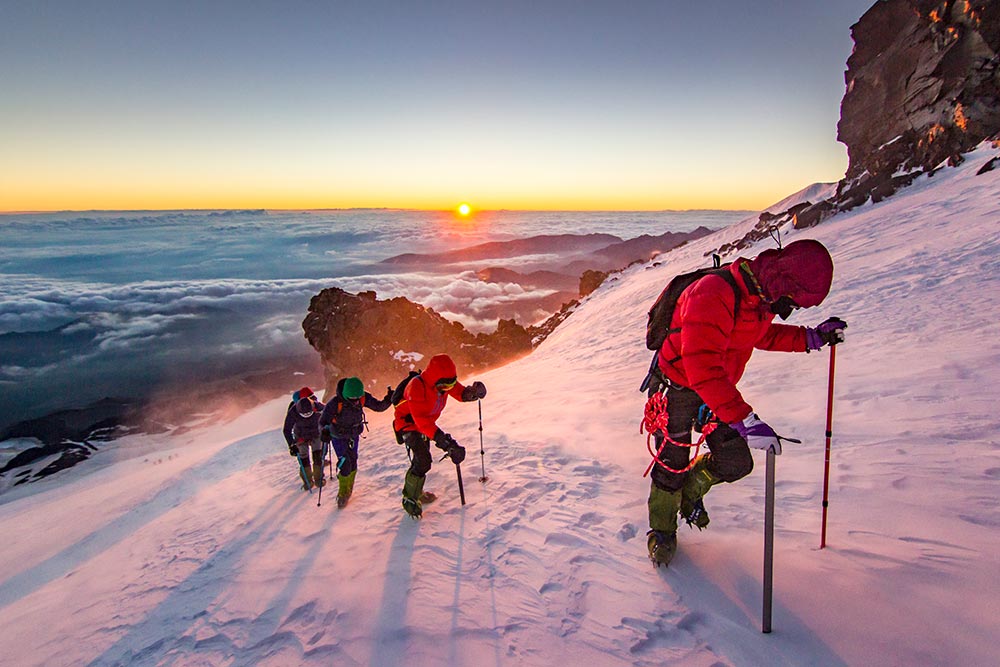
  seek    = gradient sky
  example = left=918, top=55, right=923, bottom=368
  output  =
left=0, top=1, right=876, bottom=212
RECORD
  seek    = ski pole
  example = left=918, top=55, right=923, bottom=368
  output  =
left=328, top=442, right=334, bottom=490
left=762, top=448, right=776, bottom=633
left=317, top=450, right=324, bottom=508
left=456, top=462, right=466, bottom=506
left=820, top=343, right=837, bottom=549
left=477, top=399, right=488, bottom=483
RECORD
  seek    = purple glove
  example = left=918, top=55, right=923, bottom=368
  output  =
left=731, top=413, right=783, bottom=454
left=806, top=317, right=847, bottom=351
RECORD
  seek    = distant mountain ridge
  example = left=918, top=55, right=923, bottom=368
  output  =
left=380, top=233, right=621, bottom=265
left=304, top=226, right=715, bottom=400
left=381, top=229, right=714, bottom=274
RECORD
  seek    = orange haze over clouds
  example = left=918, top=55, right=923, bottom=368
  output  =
left=0, top=150, right=842, bottom=213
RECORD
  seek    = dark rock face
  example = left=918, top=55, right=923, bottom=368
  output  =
left=579, top=270, right=610, bottom=297
left=711, top=0, right=1000, bottom=252
left=0, top=398, right=138, bottom=485
left=835, top=0, right=1000, bottom=207
left=302, top=289, right=534, bottom=397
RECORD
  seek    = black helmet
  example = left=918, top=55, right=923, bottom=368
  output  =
left=296, top=397, right=315, bottom=418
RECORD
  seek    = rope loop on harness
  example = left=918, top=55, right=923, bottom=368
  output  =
left=640, top=390, right=717, bottom=476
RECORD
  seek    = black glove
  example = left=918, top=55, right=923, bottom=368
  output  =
left=462, top=381, right=488, bottom=401
left=433, top=429, right=456, bottom=450
left=288, top=444, right=298, bottom=457
left=320, top=428, right=331, bottom=444
left=384, top=386, right=393, bottom=402
left=447, top=443, right=466, bottom=464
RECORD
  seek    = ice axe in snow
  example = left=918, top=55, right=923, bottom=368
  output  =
left=763, top=449, right=776, bottom=633
left=438, top=450, right=467, bottom=506
left=456, top=462, right=466, bottom=506
left=763, top=432, right=799, bottom=633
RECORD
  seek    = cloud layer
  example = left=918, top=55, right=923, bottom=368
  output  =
left=0, top=209, right=747, bottom=426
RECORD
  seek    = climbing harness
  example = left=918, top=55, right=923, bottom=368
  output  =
left=640, top=389, right=718, bottom=476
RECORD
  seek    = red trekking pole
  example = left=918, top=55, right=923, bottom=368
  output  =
left=820, top=343, right=837, bottom=549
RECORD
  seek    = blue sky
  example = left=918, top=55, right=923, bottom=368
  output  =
left=0, top=1, right=875, bottom=211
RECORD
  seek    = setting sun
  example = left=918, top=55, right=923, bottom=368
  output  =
left=457, top=203, right=471, bottom=216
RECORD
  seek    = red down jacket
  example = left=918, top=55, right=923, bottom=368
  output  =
left=393, top=353, right=468, bottom=438
left=657, top=239, right=833, bottom=423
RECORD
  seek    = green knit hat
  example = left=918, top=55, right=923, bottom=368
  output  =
left=343, top=376, right=364, bottom=399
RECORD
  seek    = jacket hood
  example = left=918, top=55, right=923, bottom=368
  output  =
left=422, top=354, right=457, bottom=385
left=747, top=239, right=834, bottom=308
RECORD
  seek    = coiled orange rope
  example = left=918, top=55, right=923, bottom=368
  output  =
left=640, top=391, right=715, bottom=476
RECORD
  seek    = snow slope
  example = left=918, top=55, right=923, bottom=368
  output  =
left=1, top=144, right=998, bottom=666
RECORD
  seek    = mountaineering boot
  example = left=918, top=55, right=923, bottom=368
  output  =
left=680, top=455, right=719, bottom=530
left=401, top=497, right=421, bottom=517
left=647, top=530, right=677, bottom=567
left=681, top=498, right=709, bottom=530
left=337, top=470, right=357, bottom=508
left=647, top=484, right=682, bottom=566
left=402, top=470, right=426, bottom=518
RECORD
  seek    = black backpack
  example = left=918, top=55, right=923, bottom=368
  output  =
left=390, top=369, right=423, bottom=444
left=391, top=369, right=422, bottom=406
left=645, top=261, right=741, bottom=351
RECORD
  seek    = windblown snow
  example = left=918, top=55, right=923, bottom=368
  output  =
left=1, top=144, right=998, bottom=666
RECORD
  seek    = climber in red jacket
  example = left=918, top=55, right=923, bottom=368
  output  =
left=393, top=353, right=487, bottom=517
left=645, top=239, right=847, bottom=566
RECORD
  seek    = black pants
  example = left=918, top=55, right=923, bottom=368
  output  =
left=402, top=431, right=433, bottom=478
left=650, top=382, right=754, bottom=492
left=331, top=435, right=359, bottom=476
left=295, top=438, right=324, bottom=474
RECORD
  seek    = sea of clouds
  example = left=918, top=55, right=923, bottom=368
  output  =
left=0, top=209, right=749, bottom=427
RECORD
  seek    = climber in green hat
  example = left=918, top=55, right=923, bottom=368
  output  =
left=319, top=376, right=392, bottom=508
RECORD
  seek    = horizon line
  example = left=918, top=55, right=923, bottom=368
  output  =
left=0, top=205, right=758, bottom=215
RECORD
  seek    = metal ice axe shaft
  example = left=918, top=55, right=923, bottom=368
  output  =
left=763, top=449, right=776, bottom=633
left=456, top=462, right=466, bottom=506
left=439, top=450, right=467, bottom=506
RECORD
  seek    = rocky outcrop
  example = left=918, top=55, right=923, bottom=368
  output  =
left=826, top=0, right=1000, bottom=216
left=579, top=270, right=610, bottom=297
left=711, top=0, right=1000, bottom=251
left=302, top=289, right=534, bottom=397
left=836, top=0, right=999, bottom=200
left=0, top=398, right=138, bottom=486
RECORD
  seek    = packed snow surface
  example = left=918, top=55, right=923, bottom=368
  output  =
left=1, top=145, right=998, bottom=666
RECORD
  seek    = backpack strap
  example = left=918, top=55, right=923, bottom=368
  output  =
left=662, top=268, right=742, bottom=367
left=718, top=268, right=742, bottom=317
